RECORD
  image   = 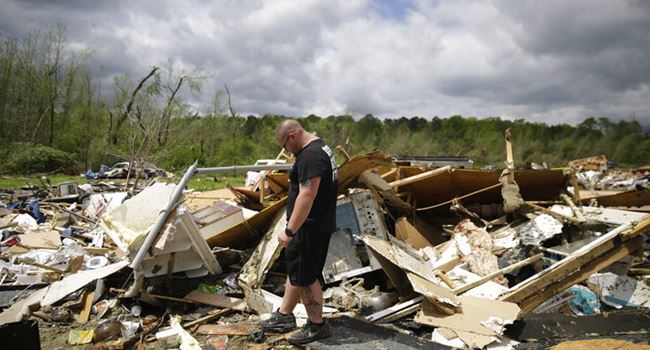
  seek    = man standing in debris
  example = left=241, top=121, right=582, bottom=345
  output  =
left=260, top=119, right=339, bottom=344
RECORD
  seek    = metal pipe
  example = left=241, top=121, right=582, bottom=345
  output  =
left=195, top=164, right=292, bottom=174
left=129, top=161, right=198, bottom=269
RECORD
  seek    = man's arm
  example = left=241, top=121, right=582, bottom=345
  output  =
left=280, top=176, right=321, bottom=246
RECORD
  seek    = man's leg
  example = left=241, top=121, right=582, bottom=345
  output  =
left=298, top=280, right=323, bottom=323
left=287, top=279, right=331, bottom=345
left=260, top=276, right=299, bottom=333
left=280, top=276, right=301, bottom=315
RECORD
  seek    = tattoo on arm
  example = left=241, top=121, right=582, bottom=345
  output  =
left=301, top=178, right=313, bottom=189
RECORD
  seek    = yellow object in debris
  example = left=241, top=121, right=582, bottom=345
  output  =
left=68, top=329, right=94, bottom=344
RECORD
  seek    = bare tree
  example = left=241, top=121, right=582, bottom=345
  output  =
left=106, top=66, right=159, bottom=146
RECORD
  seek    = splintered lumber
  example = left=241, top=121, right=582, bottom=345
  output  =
left=524, top=202, right=582, bottom=224
left=561, top=194, right=586, bottom=222
left=452, top=254, right=543, bottom=295
left=360, top=171, right=412, bottom=211
left=501, top=216, right=650, bottom=315
left=337, top=150, right=393, bottom=192
left=380, top=168, right=398, bottom=180
left=78, top=291, right=95, bottom=323
left=183, top=308, right=232, bottom=328
left=388, top=166, right=451, bottom=189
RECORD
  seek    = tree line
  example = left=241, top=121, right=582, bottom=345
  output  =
left=1, top=25, right=648, bottom=174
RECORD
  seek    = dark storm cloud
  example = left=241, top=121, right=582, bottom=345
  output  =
left=0, top=0, right=647, bottom=127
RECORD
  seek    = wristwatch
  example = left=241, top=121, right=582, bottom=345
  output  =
left=285, top=227, right=296, bottom=237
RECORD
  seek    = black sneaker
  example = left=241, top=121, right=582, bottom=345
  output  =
left=288, top=319, right=332, bottom=345
left=259, top=309, right=296, bottom=333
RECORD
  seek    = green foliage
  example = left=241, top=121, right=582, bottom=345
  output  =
left=1, top=26, right=649, bottom=175
left=0, top=142, right=78, bottom=174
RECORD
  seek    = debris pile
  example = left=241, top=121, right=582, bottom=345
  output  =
left=1, top=147, right=649, bottom=349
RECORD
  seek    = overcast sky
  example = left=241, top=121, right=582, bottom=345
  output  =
left=1, top=0, right=648, bottom=127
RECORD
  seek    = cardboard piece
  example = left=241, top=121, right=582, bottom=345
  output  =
left=415, top=296, right=519, bottom=336
left=18, top=230, right=62, bottom=248
left=406, top=273, right=459, bottom=315
left=395, top=217, right=431, bottom=249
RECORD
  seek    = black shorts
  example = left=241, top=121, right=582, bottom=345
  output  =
left=285, top=225, right=333, bottom=286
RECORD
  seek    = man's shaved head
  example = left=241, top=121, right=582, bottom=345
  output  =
left=276, top=119, right=304, bottom=142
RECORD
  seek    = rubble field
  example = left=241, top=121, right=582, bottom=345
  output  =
left=1, top=149, right=649, bottom=350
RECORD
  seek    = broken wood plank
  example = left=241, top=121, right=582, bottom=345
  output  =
left=524, top=202, right=582, bottom=224
left=336, top=145, right=352, bottom=161
left=561, top=194, right=585, bottom=222
left=452, top=253, right=543, bottom=295
left=395, top=217, right=431, bottom=249
left=505, top=128, right=514, bottom=170
left=360, top=170, right=412, bottom=212
left=78, top=291, right=95, bottom=323
left=337, top=150, right=393, bottom=192
left=184, top=290, right=246, bottom=311
left=388, top=166, right=451, bottom=189
left=183, top=308, right=232, bottom=329
left=380, top=168, right=398, bottom=181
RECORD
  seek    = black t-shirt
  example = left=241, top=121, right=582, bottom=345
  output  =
left=286, top=139, right=339, bottom=234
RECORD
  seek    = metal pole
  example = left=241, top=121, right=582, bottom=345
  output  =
left=129, top=161, right=198, bottom=269
left=196, top=164, right=292, bottom=174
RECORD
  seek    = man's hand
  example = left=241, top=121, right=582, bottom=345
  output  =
left=278, top=231, right=293, bottom=247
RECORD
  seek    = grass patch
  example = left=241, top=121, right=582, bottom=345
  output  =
left=186, top=174, right=246, bottom=191
left=0, top=174, right=87, bottom=189
left=0, top=173, right=247, bottom=192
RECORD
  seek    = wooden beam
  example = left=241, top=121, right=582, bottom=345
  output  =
left=380, top=168, right=398, bottom=180
left=78, top=291, right=95, bottom=323
left=452, top=254, right=542, bottom=295
left=388, top=166, right=451, bottom=189
left=182, top=308, right=232, bottom=328
left=561, top=194, right=585, bottom=222
left=524, top=202, right=582, bottom=224
left=505, top=128, right=514, bottom=169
